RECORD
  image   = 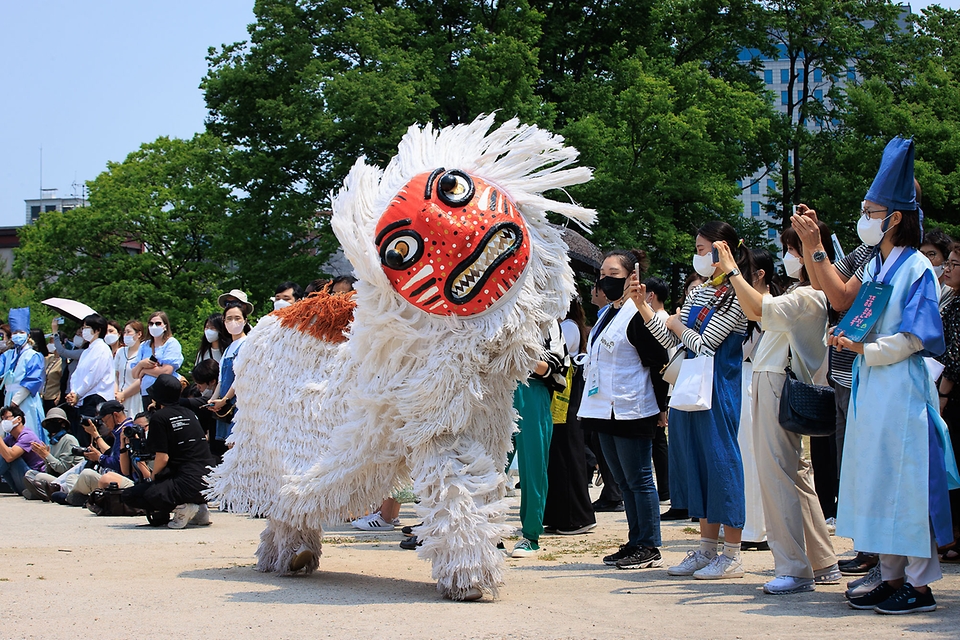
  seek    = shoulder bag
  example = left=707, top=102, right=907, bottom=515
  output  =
left=778, top=347, right=836, bottom=436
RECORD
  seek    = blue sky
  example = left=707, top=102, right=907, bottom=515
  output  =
left=1, top=1, right=958, bottom=229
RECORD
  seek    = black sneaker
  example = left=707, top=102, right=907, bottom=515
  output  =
left=593, top=499, right=625, bottom=513
left=839, top=552, right=879, bottom=575
left=874, top=583, right=937, bottom=614
left=616, top=547, right=663, bottom=570
left=401, top=522, right=423, bottom=536
left=847, top=581, right=898, bottom=610
left=659, top=508, right=689, bottom=521
left=603, top=544, right=637, bottom=566
left=399, top=536, right=422, bottom=551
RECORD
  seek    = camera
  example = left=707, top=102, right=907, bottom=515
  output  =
left=123, top=424, right=153, bottom=459
left=71, top=446, right=88, bottom=456
left=84, top=416, right=104, bottom=431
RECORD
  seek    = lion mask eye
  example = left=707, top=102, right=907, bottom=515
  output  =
left=436, top=170, right=474, bottom=206
left=381, top=231, right=423, bottom=270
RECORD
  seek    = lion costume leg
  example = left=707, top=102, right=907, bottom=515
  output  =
left=410, top=434, right=513, bottom=601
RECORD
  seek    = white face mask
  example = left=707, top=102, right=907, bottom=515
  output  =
left=273, top=299, right=292, bottom=311
left=933, top=263, right=945, bottom=278
left=47, top=343, right=57, bottom=354
left=149, top=325, right=165, bottom=338
left=225, top=320, right=245, bottom=336
left=200, top=387, right=214, bottom=400
left=73, top=334, right=85, bottom=347
left=1, top=419, right=13, bottom=434
left=856, top=211, right=894, bottom=246
left=782, top=252, right=804, bottom=279
left=692, top=252, right=716, bottom=278
left=204, top=329, right=220, bottom=343
left=82, top=327, right=95, bottom=343
left=123, top=335, right=137, bottom=347
left=104, top=333, right=119, bottom=346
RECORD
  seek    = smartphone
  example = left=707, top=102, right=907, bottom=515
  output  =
left=55, top=317, right=65, bottom=325
left=711, top=247, right=720, bottom=264
left=634, top=262, right=641, bottom=282
left=149, top=355, right=158, bottom=363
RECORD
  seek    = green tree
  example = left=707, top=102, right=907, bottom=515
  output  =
left=15, top=134, right=231, bottom=352
left=800, top=7, right=960, bottom=248
left=754, top=0, right=904, bottom=224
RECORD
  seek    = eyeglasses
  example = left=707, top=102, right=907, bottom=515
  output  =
left=944, top=261, right=960, bottom=271
left=860, top=201, right=888, bottom=220
left=148, top=321, right=165, bottom=327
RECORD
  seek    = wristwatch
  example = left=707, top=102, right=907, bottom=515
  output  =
left=727, top=268, right=741, bottom=278
left=812, top=250, right=828, bottom=263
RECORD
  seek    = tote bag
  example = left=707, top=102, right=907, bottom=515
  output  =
left=668, top=352, right=714, bottom=412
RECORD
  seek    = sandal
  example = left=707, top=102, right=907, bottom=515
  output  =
left=939, top=548, right=960, bottom=563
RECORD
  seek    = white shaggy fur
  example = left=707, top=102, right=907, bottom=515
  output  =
left=208, top=114, right=594, bottom=599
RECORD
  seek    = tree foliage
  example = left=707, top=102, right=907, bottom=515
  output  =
left=15, top=134, right=231, bottom=346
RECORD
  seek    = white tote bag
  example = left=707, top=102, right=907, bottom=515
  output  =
left=668, top=352, right=714, bottom=412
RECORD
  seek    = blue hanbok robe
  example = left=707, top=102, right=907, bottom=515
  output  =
left=837, top=248, right=960, bottom=558
left=2, top=345, right=48, bottom=445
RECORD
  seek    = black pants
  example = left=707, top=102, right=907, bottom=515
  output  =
left=652, top=425, right=669, bottom=502
left=68, top=394, right=105, bottom=447
left=121, top=470, right=207, bottom=514
left=810, top=434, right=838, bottom=520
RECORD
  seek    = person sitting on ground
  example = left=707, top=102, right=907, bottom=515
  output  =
left=0, top=405, right=46, bottom=494
left=121, top=374, right=214, bottom=529
left=22, top=407, right=84, bottom=500
left=59, top=400, right=136, bottom=505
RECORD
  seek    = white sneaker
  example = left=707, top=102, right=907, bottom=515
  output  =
left=763, top=575, right=815, bottom=594
left=813, top=563, right=841, bottom=585
left=667, top=550, right=714, bottom=576
left=511, top=538, right=539, bottom=558
left=169, top=503, right=200, bottom=529
left=351, top=512, right=395, bottom=531
left=189, top=504, right=211, bottom=526
left=693, top=553, right=744, bottom=580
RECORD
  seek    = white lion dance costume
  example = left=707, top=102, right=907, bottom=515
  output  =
left=207, top=114, right=595, bottom=601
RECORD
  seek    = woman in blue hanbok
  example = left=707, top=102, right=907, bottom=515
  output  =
left=809, top=137, right=959, bottom=614
left=2, top=308, right=47, bottom=445
left=638, top=221, right=751, bottom=580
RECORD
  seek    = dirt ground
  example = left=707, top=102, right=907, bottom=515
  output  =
left=2, top=489, right=957, bottom=640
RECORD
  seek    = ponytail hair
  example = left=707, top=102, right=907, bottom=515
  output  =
left=696, top=221, right=752, bottom=314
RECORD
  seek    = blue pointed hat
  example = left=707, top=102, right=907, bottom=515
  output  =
left=865, top=137, right=916, bottom=212
left=8, top=307, right=30, bottom=333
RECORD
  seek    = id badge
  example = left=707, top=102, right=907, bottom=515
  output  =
left=586, top=364, right=599, bottom=397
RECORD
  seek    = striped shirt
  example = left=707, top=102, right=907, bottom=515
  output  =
left=830, top=243, right=874, bottom=388
left=646, top=283, right=748, bottom=355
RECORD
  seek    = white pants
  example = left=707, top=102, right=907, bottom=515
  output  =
left=880, top=534, right=942, bottom=587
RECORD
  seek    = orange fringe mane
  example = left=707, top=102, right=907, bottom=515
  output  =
left=272, top=287, right=356, bottom=343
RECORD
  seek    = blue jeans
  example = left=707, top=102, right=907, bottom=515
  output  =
left=598, top=432, right=661, bottom=549
left=0, top=456, right=31, bottom=495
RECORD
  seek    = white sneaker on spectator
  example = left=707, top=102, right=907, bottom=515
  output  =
left=764, top=575, right=815, bottom=594
left=667, top=550, right=713, bottom=576
left=693, top=553, right=744, bottom=580
left=845, top=564, right=882, bottom=598
left=189, top=504, right=211, bottom=526
left=351, top=512, right=396, bottom=531
left=169, top=503, right=200, bottom=529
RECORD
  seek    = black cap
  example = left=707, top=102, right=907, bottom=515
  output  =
left=97, top=400, right=125, bottom=417
left=147, top=373, right=182, bottom=406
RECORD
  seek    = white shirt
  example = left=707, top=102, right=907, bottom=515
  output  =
left=70, top=338, right=117, bottom=402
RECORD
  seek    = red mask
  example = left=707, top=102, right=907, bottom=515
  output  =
left=375, top=168, right=531, bottom=316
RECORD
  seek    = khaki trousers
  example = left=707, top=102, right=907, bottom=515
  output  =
left=752, top=371, right=836, bottom=578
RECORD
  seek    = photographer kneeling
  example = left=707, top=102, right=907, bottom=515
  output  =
left=121, top=374, right=214, bottom=529
left=60, top=400, right=137, bottom=505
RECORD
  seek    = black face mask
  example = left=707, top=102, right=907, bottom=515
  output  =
left=598, top=276, right=626, bottom=301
